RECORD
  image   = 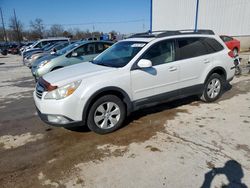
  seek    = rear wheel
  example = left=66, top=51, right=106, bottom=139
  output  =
left=201, top=73, right=224, bottom=102
left=87, top=95, right=126, bottom=134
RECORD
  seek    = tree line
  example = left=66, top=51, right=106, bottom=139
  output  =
left=0, top=17, right=118, bottom=42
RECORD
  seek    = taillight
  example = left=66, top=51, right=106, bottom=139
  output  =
left=228, top=51, right=235, bottom=58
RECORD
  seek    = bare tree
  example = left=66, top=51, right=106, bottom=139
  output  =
left=49, top=24, right=64, bottom=37
left=8, top=16, right=23, bottom=42
left=30, top=18, right=44, bottom=39
left=0, top=27, right=5, bottom=41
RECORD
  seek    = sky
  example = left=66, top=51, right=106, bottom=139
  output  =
left=0, top=0, right=151, bottom=34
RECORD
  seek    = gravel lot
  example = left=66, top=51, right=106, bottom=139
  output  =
left=0, top=54, right=250, bottom=188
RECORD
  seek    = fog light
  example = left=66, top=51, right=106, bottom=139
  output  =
left=47, top=115, right=70, bottom=124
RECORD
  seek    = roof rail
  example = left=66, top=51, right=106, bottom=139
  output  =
left=129, top=29, right=215, bottom=38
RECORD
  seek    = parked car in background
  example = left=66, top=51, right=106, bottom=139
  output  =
left=23, top=42, right=56, bottom=59
left=25, top=41, right=70, bottom=68
left=31, top=41, right=113, bottom=80
left=7, top=43, right=22, bottom=54
left=220, top=35, right=240, bottom=56
left=19, top=41, right=35, bottom=54
left=22, top=37, right=70, bottom=55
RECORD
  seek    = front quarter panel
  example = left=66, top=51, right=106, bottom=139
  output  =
left=74, top=69, right=132, bottom=120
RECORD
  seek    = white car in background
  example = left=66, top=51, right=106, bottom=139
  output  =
left=34, top=30, right=235, bottom=134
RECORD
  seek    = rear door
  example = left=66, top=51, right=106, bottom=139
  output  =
left=176, top=37, right=217, bottom=90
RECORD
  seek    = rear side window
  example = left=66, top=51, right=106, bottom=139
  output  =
left=204, top=38, right=224, bottom=52
left=177, top=37, right=223, bottom=60
left=220, top=36, right=233, bottom=42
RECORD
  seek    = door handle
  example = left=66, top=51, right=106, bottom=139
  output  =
left=203, top=59, right=210, bottom=64
left=168, top=67, right=177, bottom=72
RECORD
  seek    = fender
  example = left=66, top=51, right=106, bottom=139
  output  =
left=82, top=86, right=133, bottom=124
left=203, top=66, right=227, bottom=83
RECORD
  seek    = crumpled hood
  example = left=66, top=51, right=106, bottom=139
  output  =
left=42, top=62, right=114, bottom=86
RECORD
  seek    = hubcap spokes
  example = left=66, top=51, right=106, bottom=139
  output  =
left=94, top=102, right=121, bottom=129
left=207, top=78, right=221, bottom=99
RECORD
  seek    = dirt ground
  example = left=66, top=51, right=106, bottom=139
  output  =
left=0, top=54, right=250, bottom=188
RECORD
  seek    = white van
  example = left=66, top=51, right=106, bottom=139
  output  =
left=22, top=38, right=70, bottom=55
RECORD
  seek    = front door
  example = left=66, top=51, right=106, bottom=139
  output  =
left=131, top=39, right=180, bottom=101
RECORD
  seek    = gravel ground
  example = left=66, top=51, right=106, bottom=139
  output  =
left=0, top=54, right=249, bottom=188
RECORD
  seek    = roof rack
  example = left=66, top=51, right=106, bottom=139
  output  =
left=129, top=29, right=215, bottom=38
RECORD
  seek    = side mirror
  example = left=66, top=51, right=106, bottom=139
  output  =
left=137, top=59, right=152, bottom=68
left=72, top=52, right=78, bottom=57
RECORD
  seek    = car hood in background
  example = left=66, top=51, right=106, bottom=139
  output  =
left=32, top=54, right=58, bottom=67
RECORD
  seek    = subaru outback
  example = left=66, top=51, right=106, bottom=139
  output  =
left=33, top=30, right=235, bottom=134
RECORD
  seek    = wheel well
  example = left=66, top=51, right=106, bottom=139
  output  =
left=206, top=67, right=227, bottom=83
left=82, top=88, right=132, bottom=124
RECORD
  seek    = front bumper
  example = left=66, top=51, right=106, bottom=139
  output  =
left=36, top=107, right=81, bottom=127
left=33, top=91, right=85, bottom=127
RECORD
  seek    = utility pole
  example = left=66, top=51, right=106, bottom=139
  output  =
left=0, top=7, right=7, bottom=43
left=13, top=9, right=21, bottom=45
left=150, top=0, right=152, bottom=32
left=194, top=0, right=200, bottom=31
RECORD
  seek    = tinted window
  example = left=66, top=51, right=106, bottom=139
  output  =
left=177, top=37, right=210, bottom=60
left=85, top=43, right=95, bottom=55
left=220, top=36, right=233, bottom=42
left=96, top=43, right=104, bottom=53
left=73, top=45, right=86, bottom=56
left=204, top=38, right=224, bottom=52
left=142, top=40, right=175, bottom=66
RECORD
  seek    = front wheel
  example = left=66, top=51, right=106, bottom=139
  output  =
left=87, top=95, right=126, bottom=134
left=201, top=73, right=224, bottom=102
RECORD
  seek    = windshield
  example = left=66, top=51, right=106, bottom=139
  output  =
left=92, top=41, right=146, bottom=68
left=56, top=42, right=81, bottom=55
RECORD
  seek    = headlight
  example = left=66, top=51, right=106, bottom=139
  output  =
left=44, top=80, right=81, bottom=100
left=38, top=60, right=50, bottom=68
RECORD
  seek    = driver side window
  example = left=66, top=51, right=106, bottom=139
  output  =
left=73, top=45, right=85, bottom=56
left=142, top=40, right=175, bottom=66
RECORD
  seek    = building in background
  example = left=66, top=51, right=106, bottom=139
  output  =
left=152, top=0, right=250, bottom=50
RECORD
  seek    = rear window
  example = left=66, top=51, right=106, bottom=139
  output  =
left=177, top=37, right=224, bottom=60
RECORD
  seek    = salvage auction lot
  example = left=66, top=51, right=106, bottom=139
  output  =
left=0, top=55, right=250, bottom=187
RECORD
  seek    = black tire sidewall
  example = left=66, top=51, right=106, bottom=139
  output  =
left=87, top=95, right=126, bottom=134
left=202, top=73, right=224, bottom=102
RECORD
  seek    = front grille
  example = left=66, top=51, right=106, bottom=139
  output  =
left=36, top=82, right=45, bottom=99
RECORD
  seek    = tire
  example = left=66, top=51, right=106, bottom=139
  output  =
left=201, top=73, right=224, bottom=102
left=233, top=48, right=238, bottom=56
left=87, top=95, right=126, bottom=134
